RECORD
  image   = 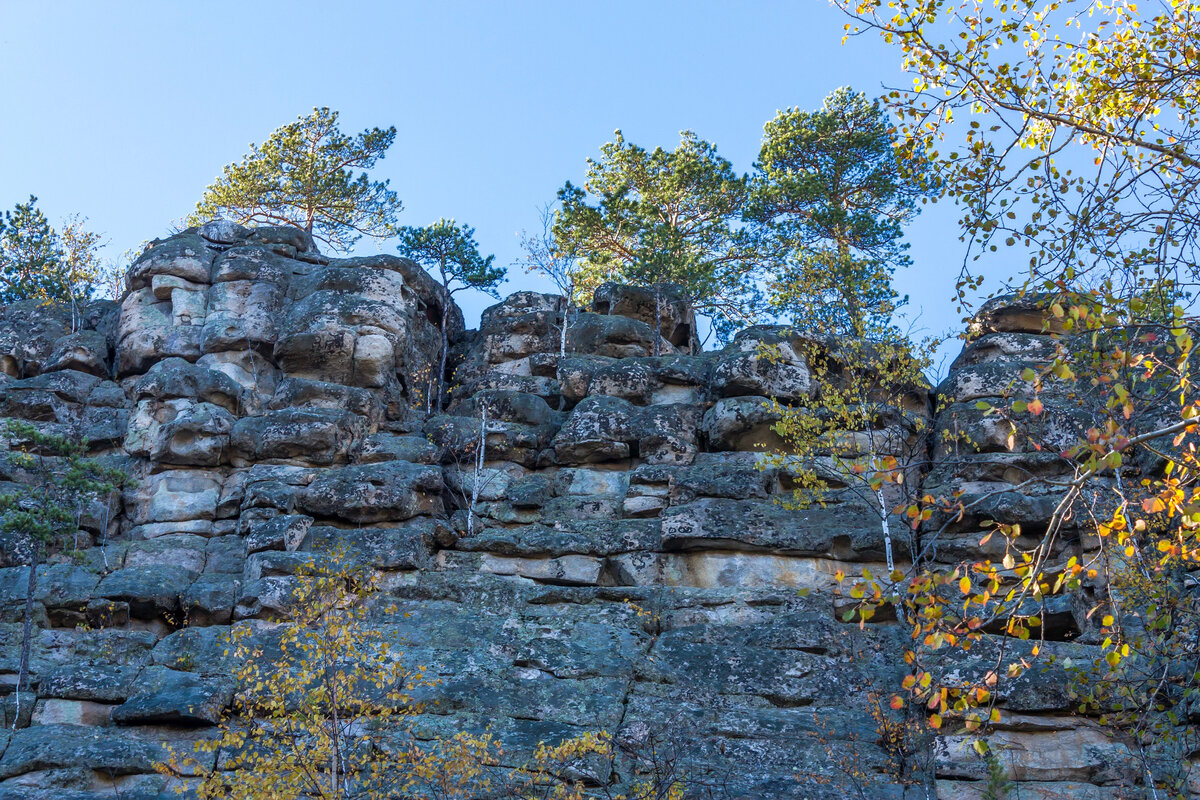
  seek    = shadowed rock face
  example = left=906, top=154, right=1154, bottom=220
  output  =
left=0, top=226, right=1143, bottom=798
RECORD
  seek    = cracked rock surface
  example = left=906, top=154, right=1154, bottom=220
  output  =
left=0, top=226, right=1145, bottom=799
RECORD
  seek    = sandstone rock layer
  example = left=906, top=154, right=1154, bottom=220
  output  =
left=0, top=227, right=1142, bottom=799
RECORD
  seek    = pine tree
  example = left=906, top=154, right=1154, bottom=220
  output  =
left=191, top=107, right=401, bottom=253
left=0, top=197, right=101, bottom=312
left=750, top=88, right=934, bottom=338
left=554, top=130, right=758, bottom=351
left=395, top=220, right=505, bottom=409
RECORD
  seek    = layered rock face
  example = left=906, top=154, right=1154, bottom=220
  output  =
left=0, top=227, right=1146, bottom=798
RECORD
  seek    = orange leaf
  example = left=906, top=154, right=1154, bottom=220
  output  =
left=1142, top=497, right=1167, bottom=514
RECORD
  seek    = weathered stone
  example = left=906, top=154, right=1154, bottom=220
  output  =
left=0, top=724, right=174, bottom=779
left=0, top=299, right=114, bottom=378
left=124, top=534, right=207, bottom=574
left=230, top=407, right=367, bottom=466
left=592, top=282, right=699, bottom=352
left=127, top=234, right=215, bottom=289
left=455, top=519, right=661, bottom=558
left=241, top=225, right=311, bottom=254
left=39, top=664, right=140, bottom=702
left=198, top=219, right=251, bottom=245
left=300, top=461, right=443, bottom=523
left=353, top=432, right=441, bottom=465
left=660, top=495, right=905, bottom=560
left=267, top=376, right=383, bottom=421
left=0, top=370, right=101, bottom=419
left=245, top=514, right=312, bottom=554
left=710, top=328, right=814, bottom=402
left=552, top=396, right=638, bottom=464
left=274, top=263, right=444, bottom=398
left=133, top=357, right=242, bottom=413
left=40, top=330, right=109, bottom=377
left=180, top=573, right=239, bottom=626
left=0, top=243, right=1148, bottom=800
left=95, top=565, right=195, bottom=619
left=202, top=535, right=246, bottom=573
left=301, top=524, right=434, bottom=570
left=565, top=312, right=673, bottom=359
left=475, top=552, right=605, bottom=585
left=115, top=316, right=203, bottom=376
left=936, top=725, right=1131, bottom=783
left=147, top=401, right=235, bottom=466
left=700, top=395, right=785, bottom=451
left=201, top=278, right=284, bottom=353
left=197, top=350, right=279, bottom=408
left=111, top=666, right=233, bottom=726
left=969, top=293, right=1066, bottom=337
left=125, top=470, right=222, bottom=524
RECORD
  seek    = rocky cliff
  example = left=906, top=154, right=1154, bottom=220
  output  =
left=0, top=223, right=1149, bottom=798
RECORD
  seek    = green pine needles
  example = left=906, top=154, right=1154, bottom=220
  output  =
left=0, top=196, right=102, bottom=313
left=191, top=107, right=402, bottom=253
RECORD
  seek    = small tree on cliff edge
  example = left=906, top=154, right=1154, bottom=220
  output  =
left=0, top=196, right=103, bottom=326
left=517, top=203, right=583, bottom=357
left=190, top=107, right=402, bottom=253
left=396, top=219, right=505, bottom=410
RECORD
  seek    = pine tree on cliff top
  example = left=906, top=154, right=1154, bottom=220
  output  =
left=190, top=107, right=401, bottom=253
left=553, top=130, right=759, bottom=352
left=748, top=87, right=934, bottom=339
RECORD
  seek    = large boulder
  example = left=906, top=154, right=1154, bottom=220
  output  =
left=274, top=260, right=450, bottom=402
left=126, top=234, right=215, bottom=290
left=300, top=461, right=444, bottom=523
left=230, top=407, right=368, bottom=466
left=591, top=283, right=699, bottom=353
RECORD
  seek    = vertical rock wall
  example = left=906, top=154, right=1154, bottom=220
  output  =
left=0, top=226, right=1152, bottom=798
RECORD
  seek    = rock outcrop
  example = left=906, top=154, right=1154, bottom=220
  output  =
left=0, top=226, right=1156, bottom=798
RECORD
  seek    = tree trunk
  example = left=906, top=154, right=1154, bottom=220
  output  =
left=876, top=485, right=895, bottom=576
left=653, top=288, right=663, bottom=358
left=13, top=547, right=37, bottom=729
left=560, top=299, right=570, bottom=358
left=469, top=404, right=487, bottom=537
left=438, top=262, right=450, bottom=411
left=837, top=235, right=863, bottom=336
left=861, top=405, right=895, bottom=575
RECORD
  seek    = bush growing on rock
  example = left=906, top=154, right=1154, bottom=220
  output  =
left=0, top=419, right=126, bottom=729
left=159, top=549, right=714, bottom=800
left=822, top=0, right=1200, bottom=792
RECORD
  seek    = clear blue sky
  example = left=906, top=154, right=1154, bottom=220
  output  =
left=1, top=1, right=983, bottom=372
